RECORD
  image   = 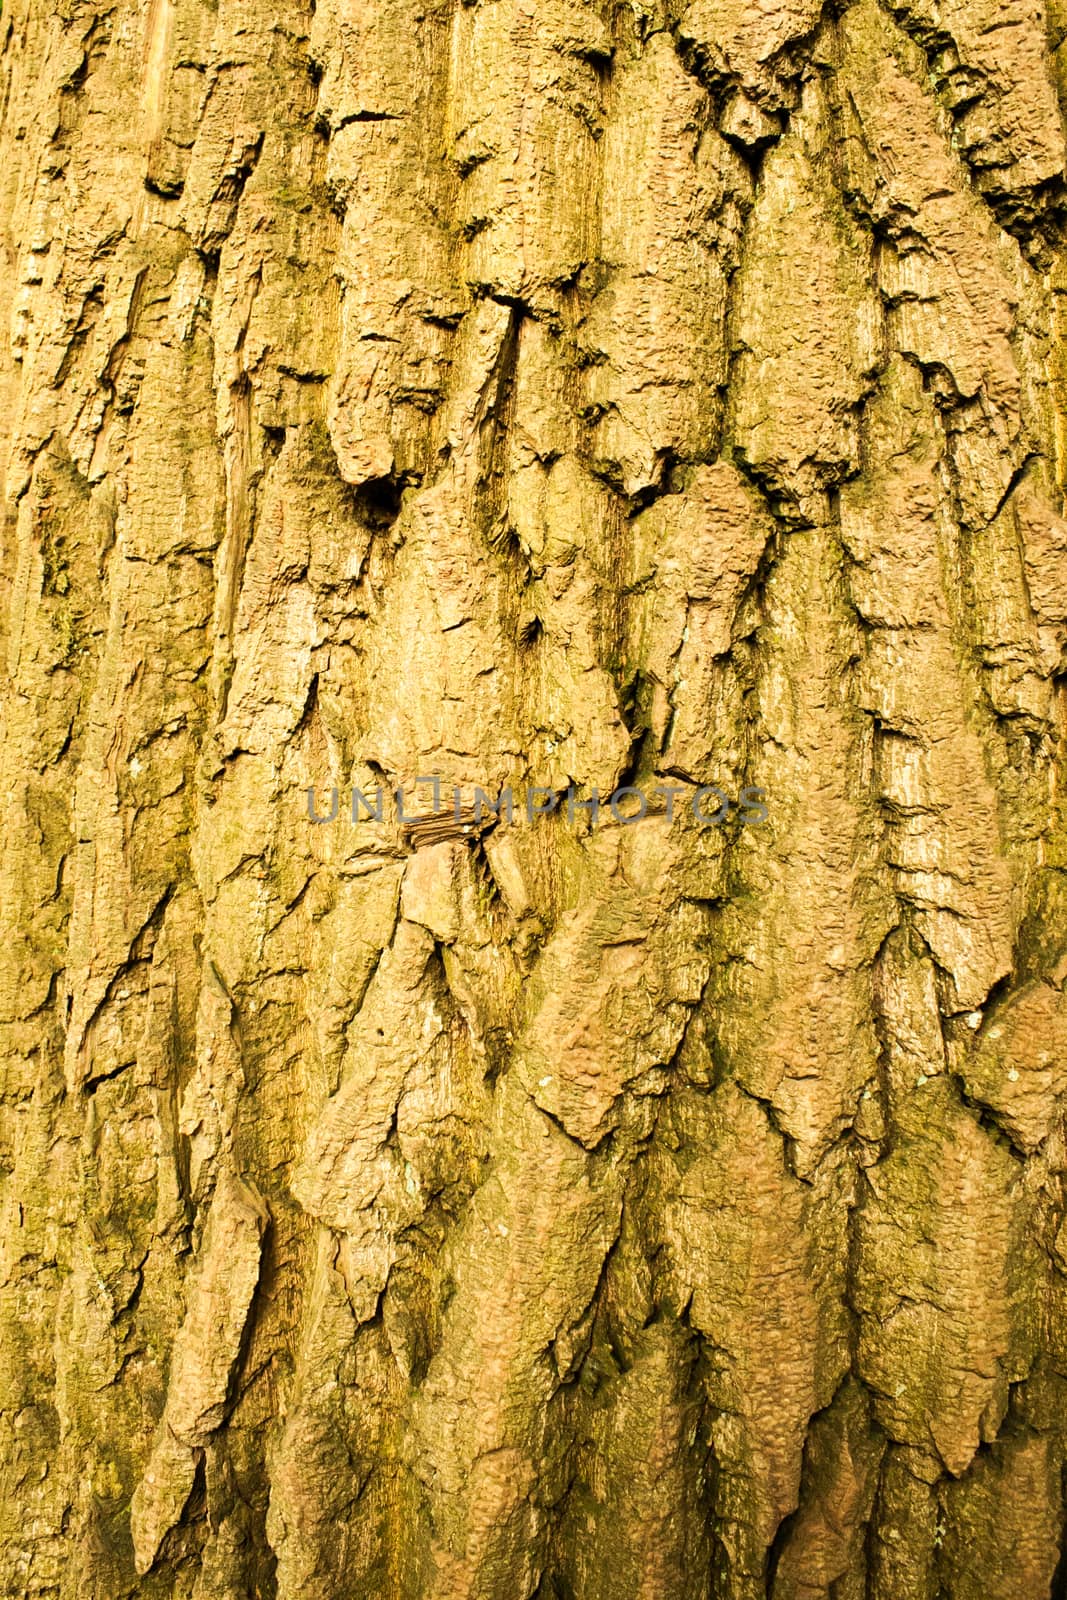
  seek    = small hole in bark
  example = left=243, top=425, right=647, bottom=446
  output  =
left=353, top=476, right=404, bottom=526
left=263, top=425, right=285, bottom=465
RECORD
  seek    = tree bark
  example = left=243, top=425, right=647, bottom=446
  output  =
left=2, top=0, right=1067, bottom=1595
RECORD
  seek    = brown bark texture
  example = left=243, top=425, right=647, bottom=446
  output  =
left=3, top=0, right=1067, bottom=1595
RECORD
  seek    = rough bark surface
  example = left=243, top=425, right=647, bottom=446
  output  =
left=2, top=0, right=1067, bottom=1596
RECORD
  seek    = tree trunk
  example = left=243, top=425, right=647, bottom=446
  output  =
left=3, top=0, right=1067, bottom=1595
